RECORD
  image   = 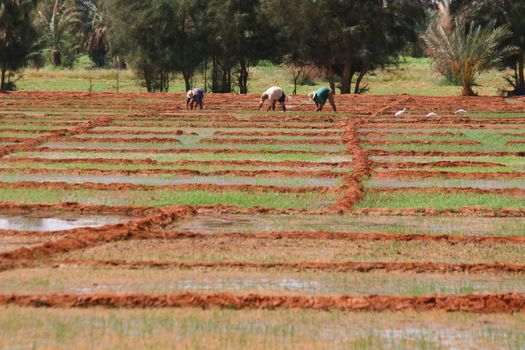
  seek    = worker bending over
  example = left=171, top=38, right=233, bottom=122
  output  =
left=186, top=88, right=204, bottom=110
left=308, top=87, right=336, bottom=112
left=258, top=86, right=287, bottom=112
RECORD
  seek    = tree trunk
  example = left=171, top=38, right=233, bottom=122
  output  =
left=182, top=71, right=192, bottom=92
left=203, top=59, right=208, bottom=93
left=212, top=55, right=219, bottom=92
left=327, top=66, right=336, bottom=94
left=0, top=66, right=6, bottom=91
left=517, top=51, right=525, bottom=95
left=340, top=62, right=352, bottom=94
left=238, top=58, right=249, bottom=94
left=462, top=83, right=475, bottom=97
left=51, top=47, right=61, bottom=66
left=354, top=69, right=367, bottom=94
left=292, top=71, right=300, bottom=95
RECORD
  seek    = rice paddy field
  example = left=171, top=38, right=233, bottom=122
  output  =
left=0, top=91, right=525, bottom=349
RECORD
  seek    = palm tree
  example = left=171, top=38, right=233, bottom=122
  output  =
left=38, top=0, right=80, bottom=66
left=424, top=16, right=516, bottom=96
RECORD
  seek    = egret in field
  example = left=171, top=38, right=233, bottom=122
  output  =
left=395, top=108, right=407, bottom=117
left=455, top=109, right=467, bottom=114
left=426, top=112, right=438, bottom=117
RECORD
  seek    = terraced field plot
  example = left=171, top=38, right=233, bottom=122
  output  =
left=0, top=92, right=525, bottom=349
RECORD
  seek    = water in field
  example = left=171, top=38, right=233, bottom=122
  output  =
left=0, top=173, right=339, bottom=188
left=367, top=178, right=525, bottom=190
left=0, top=213, right=130, bottom=231
left=169, top=213, right=525, bottom=236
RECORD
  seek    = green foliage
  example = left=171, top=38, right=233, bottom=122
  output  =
left=37, top=0, right=81, bottom=67
left=0, top=0, right=40, bottom=90
left=262, top=0, right=428, bottom=94
left=424, top=15, right=516, bottom=96
left=450, top=0, right=525, bottom=95
left=107, top=0, right=208, bottom=92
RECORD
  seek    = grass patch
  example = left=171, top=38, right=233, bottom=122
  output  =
left=1, top=267, right=524, bottom=296
left=40, top=141, right=345, bottom=153
left=0, top=188, right=336, bottom=209
left=0, top=160, right=351, bottom=173
left=355, top=190, right=525, bottom=211
left=11, top=151, right=351, bottom=163
left=0, top=308, right=524, bottom=350
left=66, top=238, right=525, bottom=264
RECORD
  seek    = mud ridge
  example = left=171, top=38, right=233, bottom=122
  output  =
left=0, top=167, right=345, bottom=179
left=47, top=259, right=525, bottom=274
left=361, top=131, right=464, bottom=137
left=200, top=138, right=342, bottom=145
left=362, top=123, right=525, bottom=130
left=214, top=131, right=343, bottom=137
left=371, top=161, right=505, bottom=169
left=110, top=122, right=340, bottom=130
left=35, top=147, right=344, bottom=156
left=369, top=150, right=525, bottom=157
left=352, top=207, right=525, bottom=217
left=0, top=181, right=334, bottom=193
left=329, top=120, right=368, bottom=212
left=0, top=116, right=113, bottom=157
left=135, top=230, right=525, bottom=244
left=370, top=187, right=525, bottom=196
left=70, top=137, right=183, bottom=144
left=1, top=157, right=353, bottom=169
left=0, top=292, right=523, bottom=313
left=373, top=170, right=525, bottom=179
left=0, top=206, right=195, bottom=270
left=365, top=139, right=480, bottom=146
left=85, top=129, right=198, bottom=136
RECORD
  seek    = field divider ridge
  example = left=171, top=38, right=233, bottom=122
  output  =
left=0, top=292, right=522, bottom=313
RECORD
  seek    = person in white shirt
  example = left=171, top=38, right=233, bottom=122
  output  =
left=258, top=86, right=287, bottom=112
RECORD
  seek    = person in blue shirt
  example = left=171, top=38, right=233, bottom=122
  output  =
left=186, top=88, right=204, bottom=110
left=308, top=87, right=336, bottom=112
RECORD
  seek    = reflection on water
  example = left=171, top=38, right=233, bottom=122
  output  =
left=0, top=215, right=129, bottom=231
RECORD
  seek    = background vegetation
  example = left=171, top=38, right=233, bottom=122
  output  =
left=1, top=0, right=525, bottom=96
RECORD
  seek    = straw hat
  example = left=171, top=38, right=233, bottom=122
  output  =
left=187, top=90, right=195, bottom=98
left=308, top=92, right=316, bottom=101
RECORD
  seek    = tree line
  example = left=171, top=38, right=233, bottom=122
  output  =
left=1, top=0, right=524, bottom=96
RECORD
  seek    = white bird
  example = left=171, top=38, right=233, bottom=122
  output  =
left=455, top=109, right=467, bottom=114
left=426, top=112, right=438, bottom=117
left=395, top=108, right=407, bottom=117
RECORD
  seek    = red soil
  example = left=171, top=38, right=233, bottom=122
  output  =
left=0, top=206, right=194, bottom=269
left=370, top=187, right=525, bottom=197
left=365, top=139, right=480, bottom=146
left=35, top=147, right=343, bottom=156
left=0, top=167, right=344, bottom=178
left=373, top=170, right=525, bottom=179
left=361, top=131, right=465, bottom=137
left=0, top=292, right=523, bottom=313
left=0, top=116, right=112, bottom=157
left=371, top=161, right=505, bottom=169
left=135, top=230, right=525, bottom=245
left=214, top=131, right=342, bottom=137
left=370, top=150, right=525, bottom=157
left=47, top=259, right=525, bottom=274
left=352, top=207, right=525, bottom=217
left=0, top=157, right=353, bottom=169
left=200, top=138, right=342, bottom=145
left=0, top=181, right=334, bottom=193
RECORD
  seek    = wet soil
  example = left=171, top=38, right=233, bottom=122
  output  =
left=0, top=213, right=131, bottom=232
left=168, top=213, right=525, bottom=236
